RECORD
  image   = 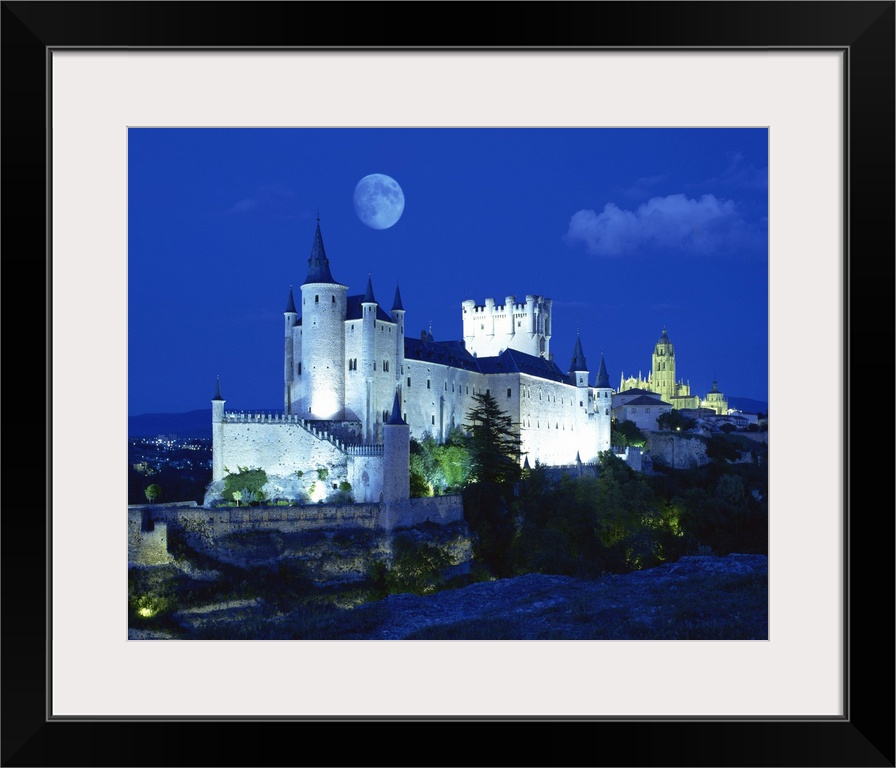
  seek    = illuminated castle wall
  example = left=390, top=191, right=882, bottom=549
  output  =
left=211, top=219, right=614, bottom=501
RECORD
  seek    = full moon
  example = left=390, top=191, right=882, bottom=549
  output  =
left=353, top=174, right=405, bottom=229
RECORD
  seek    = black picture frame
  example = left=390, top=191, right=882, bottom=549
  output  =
left=4, top=2, right=892, bottom=766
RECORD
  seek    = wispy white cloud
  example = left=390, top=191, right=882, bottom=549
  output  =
left=223, top=185, right=298, bottom=217
left=564, top=193, right=762, bottom=258
left=624, top=174, right=666, bottom=200
left=226, top=198, right=257, bottom=214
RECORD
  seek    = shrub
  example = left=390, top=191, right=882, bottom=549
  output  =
left=223, top=467, right=268, bottom=503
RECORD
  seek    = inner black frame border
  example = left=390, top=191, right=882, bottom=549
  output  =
left=3, top=2, right=893, bottom=766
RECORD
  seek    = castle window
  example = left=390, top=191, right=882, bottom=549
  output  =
left=373, top=362, right=377, bottom=371
left=580, top=401, right=583, bottom=407
left=297, top=363, right=301, bottom=374
left=315, top=295, right=319, bottom=303
left=466, top=386, right=469, bottom=394
left=427, top=380, right=431, bottom=389
left=407, top=377, right=411, bottom=387
left=431, top=415, right=435, bottom=425
left=507, top=388, right=512, bottom=398
left=646, top=408, right=650, bottom=413
left=332, top=295, right=335, bottom=303
left=605, top=409, right=609, bottom=415
left=486, top=389, right=490, bottom=396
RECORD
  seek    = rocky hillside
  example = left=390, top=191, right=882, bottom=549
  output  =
left=130, top=553, right=767, bottom=641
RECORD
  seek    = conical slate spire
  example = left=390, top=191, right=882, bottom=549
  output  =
left=363, top=274, right=377, bottom=304
left=285, top=285, right=297, bottom=313
left=212, top=376, right=224, bottom=401
left=569, top=333, right=588, bottom=372
left=392, top=282, right=404, bottom=312
left=595, top=354, right=611, bottom=389
left=302, top=218, right=337, bottom=285
left=387, top=389, right=406, bottom=425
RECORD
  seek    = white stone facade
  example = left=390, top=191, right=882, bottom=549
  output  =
left=462, top=294, right=552, bottom=359
left=211, top=220, right=614, bottom=503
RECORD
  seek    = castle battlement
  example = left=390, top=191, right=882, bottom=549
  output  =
left=211, top=221, right=613, bottom=508
left=344, top=444, right=385, bottom=457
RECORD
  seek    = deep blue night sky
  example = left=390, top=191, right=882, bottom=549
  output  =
left=128, top=127, right=768, bottom=416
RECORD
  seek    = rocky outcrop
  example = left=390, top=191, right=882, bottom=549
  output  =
left=353, top=553, right=768, bottom=640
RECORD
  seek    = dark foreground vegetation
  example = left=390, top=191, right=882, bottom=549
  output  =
left=129, top=424, right=767, bottom=640
left=130, top=395, right=766, bottom=639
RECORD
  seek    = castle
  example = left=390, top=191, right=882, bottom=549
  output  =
left=618, top=327, right=729, bottom=415
left=209, top=219, right=613, bottom=505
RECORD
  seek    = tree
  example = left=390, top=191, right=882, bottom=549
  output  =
left=144, top=483, right=161, bottom=505
left=464, top=391, right=523, bottom=486
left=657, top=410, right=697, bottom=432
left=611, top=418, right=646, bottom=448
left=461, top=392, right=523, bottom=577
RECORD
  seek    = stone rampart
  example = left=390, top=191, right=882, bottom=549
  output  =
left=128, top=495, right=466, bottom=568
left=647, top=433, right=708, bottom=469
left=128, top=509, right=174, bottom=566
left=379, top=495, right=465, bottom=529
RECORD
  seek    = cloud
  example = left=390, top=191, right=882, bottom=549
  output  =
left=624, top=174, right=666, bottom=200
left=564, top=193, right=761, bottom=258
left=226, top=198, right=257, bottom=214
left=223, top=185, right=298, bottom=217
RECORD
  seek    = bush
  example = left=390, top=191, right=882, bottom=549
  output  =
left=223, top=467, right=268, bottom=503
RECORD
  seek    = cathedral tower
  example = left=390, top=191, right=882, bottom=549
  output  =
left=651, top=327, right=676, bottom=403
left=299, top=219, right=348, bottom=420
left=703, top=377, right=728, bottom=415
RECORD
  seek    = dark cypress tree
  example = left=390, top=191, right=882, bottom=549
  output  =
left=462, top=392, right=523, bottom=577
left=463, top=391, right=523, bottom=486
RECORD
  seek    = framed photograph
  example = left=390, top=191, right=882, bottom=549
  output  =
left=6, top=1, right=892, bottom=765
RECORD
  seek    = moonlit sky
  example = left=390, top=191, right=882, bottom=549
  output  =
left=128, top=128, right=768, bottom=416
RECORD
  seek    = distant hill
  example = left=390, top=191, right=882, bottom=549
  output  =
left=727, top=397, right=768, bottom=415
left=129, top=409, right=213, bottom=439
left=130, top=397, right=767, bottom=439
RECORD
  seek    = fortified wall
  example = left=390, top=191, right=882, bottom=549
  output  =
left=128, top=496, right=466, bottom=568
left=646, top=433, right=710, bottom=469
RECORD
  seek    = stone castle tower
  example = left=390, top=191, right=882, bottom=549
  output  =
left=211, top=217, right=616, bottom=509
